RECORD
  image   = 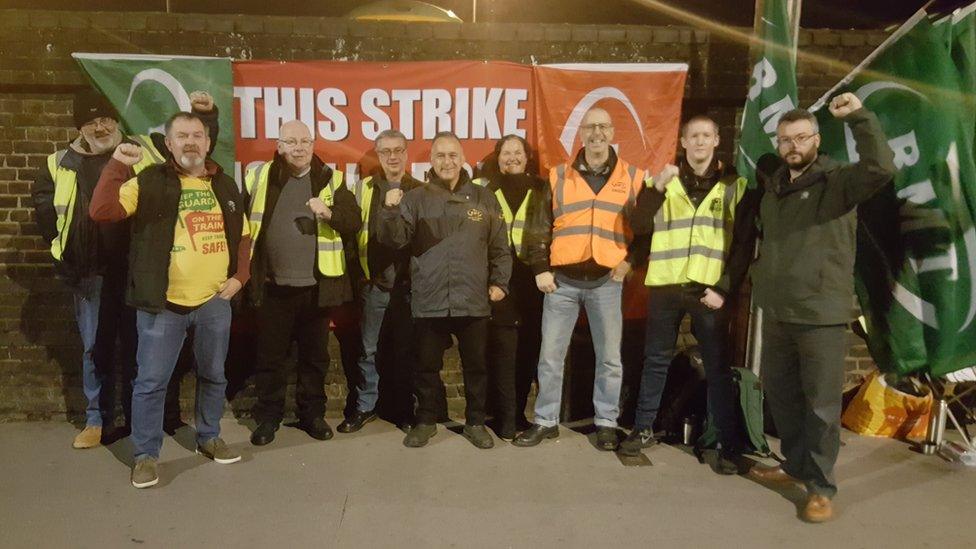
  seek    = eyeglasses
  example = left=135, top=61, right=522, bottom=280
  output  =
left=81, top=117, right=116, bottom=131
left=279, top=138, right=314, bottom=147
left=776, top=133, right=818, bottom=147
left=377, top=147, right=407, bottom=157
left=581, top=123, right=613, bottom=132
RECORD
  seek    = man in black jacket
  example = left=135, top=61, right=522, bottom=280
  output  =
left=379, top=131, right=512, bottom=449
left=340, top=129, right=422, bottom=433
left=244, top=120, right=362, bottom=446
left=747, top=93, right=896, bottom=523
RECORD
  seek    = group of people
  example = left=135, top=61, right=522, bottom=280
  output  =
left=32, top=85, right=895, bottom=523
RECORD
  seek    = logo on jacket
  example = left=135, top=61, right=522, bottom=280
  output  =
left=710, top=198, right=723, bottom=214
left=800, top=191, right=810, bottom=200
left=467, top=208, right=484, bottom=222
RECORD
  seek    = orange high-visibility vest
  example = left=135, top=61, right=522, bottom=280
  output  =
left=549, top=158, right=644, bottom=268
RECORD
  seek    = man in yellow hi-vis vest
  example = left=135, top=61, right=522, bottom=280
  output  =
left=30, top=88, right=216, bottom=450
left=620, top=115, right=757, bottom=471
left=244, top=120, right=361, bottom=447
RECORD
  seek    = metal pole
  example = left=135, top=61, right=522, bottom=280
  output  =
left=472, top=0, right=477, bottom=22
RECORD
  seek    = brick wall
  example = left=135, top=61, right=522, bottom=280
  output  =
left=0, top=9, right=880, bottom=422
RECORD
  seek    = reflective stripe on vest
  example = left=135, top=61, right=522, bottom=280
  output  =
left=549, top=160, right=644, bottom=268
left=354, top=175, right=375, bottom=279
left=47, top=135, right=161, bottom=261
left=472, top=177, right=532, bottom=258
left=245, top=161, right=346, bottom=277
left=644, top=175, right=747, bottom=287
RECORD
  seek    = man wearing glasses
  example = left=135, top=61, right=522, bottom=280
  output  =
left=339, top=129, right=424, bottom=433
left=243, top=120, right=361, bottom=446
left=517, top=107, right=645, bottom=451
left=748, top=93, right=895, bottom=522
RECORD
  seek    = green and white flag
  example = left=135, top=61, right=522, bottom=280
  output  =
left=813, top=5, right=976, bottom=377
left=736, top=0, right=800, bottom=187
left=72, top=53, right=235, bottom=173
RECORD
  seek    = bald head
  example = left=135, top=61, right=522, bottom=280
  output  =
left=277, top=120, right=315, bottom=175
left=579, top=107, right=614, bottom=164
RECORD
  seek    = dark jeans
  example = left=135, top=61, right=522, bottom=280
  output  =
left=252, top=285, right=331, bottom=424
left=486, top=311, right=542, bottom=431
left=761, top=318, right=847, bottom=498
left=634, top=285, right=740, bottom=448
left=414, top=316, right=488, bottom=426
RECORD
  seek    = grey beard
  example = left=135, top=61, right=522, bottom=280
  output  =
left=84, top=130, right=122, bottom=155
left=178, top=154, right=205, bottom=170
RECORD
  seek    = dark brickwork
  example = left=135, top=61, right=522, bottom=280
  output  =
left=0, top=10, right=880, bottom=422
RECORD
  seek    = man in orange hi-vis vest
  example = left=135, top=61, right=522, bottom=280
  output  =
left=514, top=107, right=645, bottom=451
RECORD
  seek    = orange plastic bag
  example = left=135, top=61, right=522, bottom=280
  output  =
left=842, top=371, right=933, bottom=440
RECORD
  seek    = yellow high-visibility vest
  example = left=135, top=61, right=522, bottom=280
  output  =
left=353, top=175, right=376, bottom=279
left=244, top=161, right=346, bottom=277
left=472, top=177, right=532, bottom=259
left=645, top=175, right=747, bottom=287
left=47, top=134, right=161, bottom=260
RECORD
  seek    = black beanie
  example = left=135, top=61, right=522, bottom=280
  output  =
left=73, top=89, right=118, bottom=129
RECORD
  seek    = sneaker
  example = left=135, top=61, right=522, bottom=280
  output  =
left=595, top=427, right=619, bottom=451
left=131, top=457, right=159, bottom=489
left=618, top=427, right=657, bottom=457
left=72, top=426, right=102, bottom=449
left=403, top=423, right=437, bottom=448
left=196, top=437, right=242, bottom=464
left=462, top=424, right=495, bottom=449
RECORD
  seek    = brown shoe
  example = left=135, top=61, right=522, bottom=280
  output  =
left=802, top=494, right=834, bottom=523
left=72, top=426, right=102, bottom=449
left=748, top=464, right=799, bottom=484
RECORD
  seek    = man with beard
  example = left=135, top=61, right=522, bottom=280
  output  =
left=91, top=112, right=251, bottom=488
left=31, top=89, right=215, bottom=449
left=516, top=107, right=645, bottom=451
left=244, top=120, right=361, bottom=446
left=379, top=131, right=511, bottom=449
left=748, top=93, right=895, bottom=522
left=340, top=129, right=422, bottom=433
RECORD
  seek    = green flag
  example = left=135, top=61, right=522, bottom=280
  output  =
left=72, top=53, right=235, bottom=173
left=736, top=0, right=799, bottom=187
left=813, top=7, right=976, bottom=377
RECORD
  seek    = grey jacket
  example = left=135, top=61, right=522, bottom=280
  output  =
left=378, top=170, right=512, bottom=318
left=752, top=108, right=896, bottom=325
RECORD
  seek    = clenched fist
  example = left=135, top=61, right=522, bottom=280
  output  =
left=489, top=285, right=506, bottom=302
left=189, top=91, right=214, bottom=113
left=113, top=143, right=143, bottom=166
left=535, top=271, right=557, bottom=294
left=828, top=92, right=862, bottom=119
left=652, top=163, right=679, bottom=192
left=385, top=188, right=404, bottom=207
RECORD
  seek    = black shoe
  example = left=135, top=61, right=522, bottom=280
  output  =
left=596, top=427, right=619, bottom=451
left=250, top=422, right=279, bottom=446
left=488, top=418, right=516, bottom=441
left=512, top=424, right=559, bottom=447
left=618, top=427, right=657, bottom=457
left=403, top=423, right=437, bottom=447
left=299, top=417, right=334, bottom=441
left=462, top=424, right=495, bottom=449
left=716, top=449, right=741, bottom=475
left=163, top=418, right=188, bottom=436
left=337, top=409, right=377, bottom=433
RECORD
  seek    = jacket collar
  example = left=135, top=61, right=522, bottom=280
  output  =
left=572, top=146, right=618, bottom=177
left=272, top=152, right=331, bottom=187
left=772, top=153, right=839, bottom=196
left=426, top=168, right=472, bottom=193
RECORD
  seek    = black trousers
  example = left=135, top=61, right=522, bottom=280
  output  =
left=414, top=316, right=488, bottom=426
left=375, top=287, right=418, bottom=422
left=761, top=318, right=847, bottom=498
left=252, top=284, right=331, bottom=424
left=486, top=315, right=542, bottom=431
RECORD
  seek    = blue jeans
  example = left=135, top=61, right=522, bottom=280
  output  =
left=355, top=284, right=389, bottom=412
left=534, top=278, right=623, bottom=428
left=633, top=285, right=740, bottom=448
left=131, top=296, right=232, bottom=460
left=72, top=275, right=137, bottom=427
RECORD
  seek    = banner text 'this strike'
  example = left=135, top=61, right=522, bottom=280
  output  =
left=234, top=86, right=530, bottom=141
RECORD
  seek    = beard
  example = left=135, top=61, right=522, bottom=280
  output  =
left=783, top=147, right=817, bottom=171
left=83, top=130, right=122, bottom=155
left=177, top=153, right=205, bottom=170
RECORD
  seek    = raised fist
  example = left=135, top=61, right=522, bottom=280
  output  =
left=189, top=90, right=214, bottom=113
left=653, top=163, right=679, bottom=191
left=113, top=143, right=143, bottom=166
left=828, top=92, right=862, bottom=119
left=385, top=188, right=404, bottom=207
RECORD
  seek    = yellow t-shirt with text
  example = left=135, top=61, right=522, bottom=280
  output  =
left=118, top=175, right=249, bottom=307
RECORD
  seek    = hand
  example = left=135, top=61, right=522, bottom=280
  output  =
left=307, top=197, right=332, bottom=220
left=610, top=260, right=632, bottom=282
left=488, top=285, right=506, bottom=302
left=535, top=271, right=557, bottom=293
left=700, top=288, right=725, bottom=310
left=189, top=90, right=214, bottom=113
left=385, top=188, right=404, bottom=207
left=653, top=163, right=679, bottom=192
left=828, top=92, right=862, bottom=119
left=112, top=143, right=143, bottom=166
left=218, top=277, right=243, bottom=300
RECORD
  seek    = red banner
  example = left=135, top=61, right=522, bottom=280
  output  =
left=231, top=60, right=686, bottom=183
